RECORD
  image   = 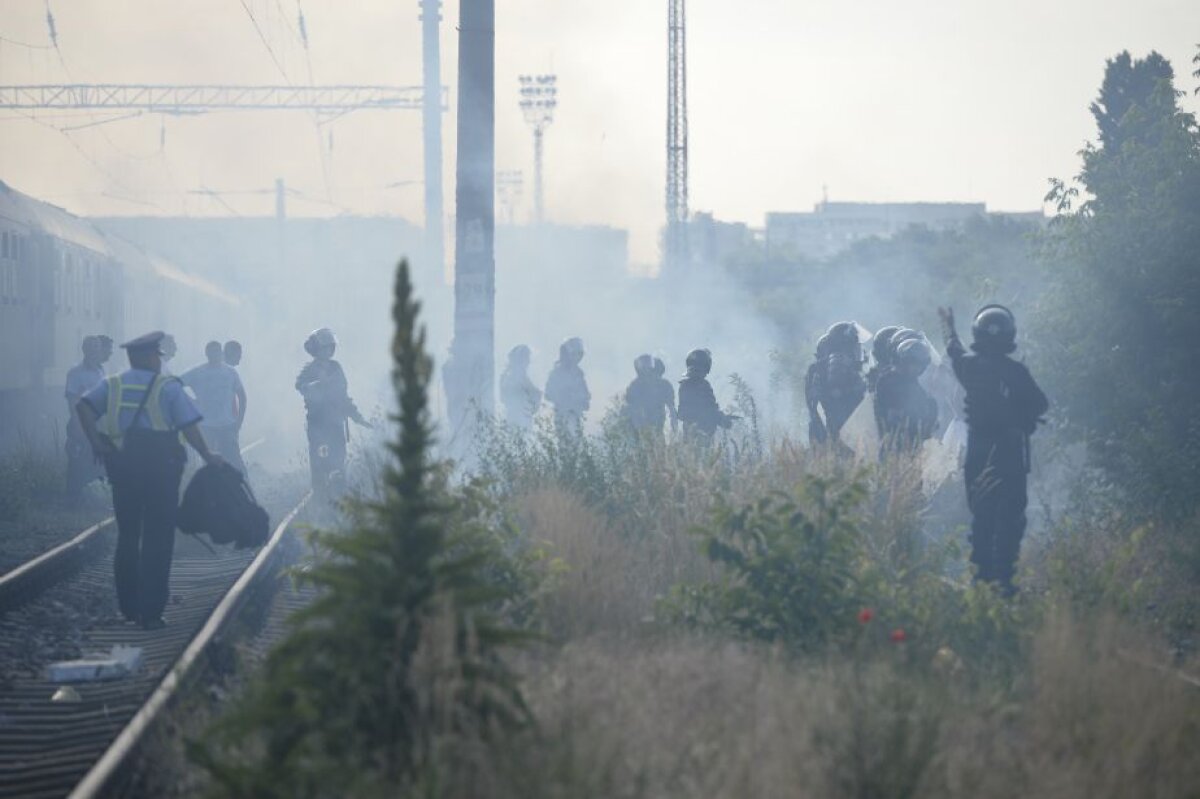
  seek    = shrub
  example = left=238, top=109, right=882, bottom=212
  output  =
left=191, top=262, right=532, bottom=797
left=668, top=476, right=869, bottom=651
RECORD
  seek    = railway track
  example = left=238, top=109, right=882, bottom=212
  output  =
left=0, top=439, right=267, bottom=592
left=0, top=459, right=310, bottom=798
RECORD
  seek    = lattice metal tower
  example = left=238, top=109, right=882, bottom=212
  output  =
left=665, top=0, right=689, bottom=274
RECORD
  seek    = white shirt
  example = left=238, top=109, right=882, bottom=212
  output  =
left=182, top=363, right=243, bottom=428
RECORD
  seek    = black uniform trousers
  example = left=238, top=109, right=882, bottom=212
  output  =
left=964, top=429, right=1028, bottom=593
left=307, top=418, right=347, bottom=498
left=105, top=430, right=185, bottom=623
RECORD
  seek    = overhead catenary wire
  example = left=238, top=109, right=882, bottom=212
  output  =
left=233, top=0, right=333, bottom=203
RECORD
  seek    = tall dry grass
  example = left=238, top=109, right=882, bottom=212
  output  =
left=426, top=609, right=1200, bottom=799
left=512, top=487, right=710, bottom=639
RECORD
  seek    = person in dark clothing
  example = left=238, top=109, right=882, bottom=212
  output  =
left=500, top=345, right=542, bottom=429
left=866, top=325, right=901, bottom=393
left=806, top=322, right=867, bottom=451
left=876, top=337, right=939, bottom=456
left=295, top=328, right=369, bottom=500
left=867, top=325, right=902, bottom=439
left=623, top=354, right=675, bottom=436
left=544, top=337, right=590, bottom=435
left=652, top=357, right=678, bottom=433
left=677, top=349, right=734, bottom=441
left=940, top=305, right=1049, bottom=594
left=77, top=331, right=222, bottom=629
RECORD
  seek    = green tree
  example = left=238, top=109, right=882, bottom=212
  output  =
left=193, top=261, right=531, bottom=797
left=1043, top=51, right=1200, bottom=517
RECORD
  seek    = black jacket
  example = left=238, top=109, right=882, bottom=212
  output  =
left=678, top=376, right=731, bottom=436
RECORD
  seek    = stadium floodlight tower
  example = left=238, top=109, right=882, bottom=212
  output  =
left=518, top=74, right=558, bottom=225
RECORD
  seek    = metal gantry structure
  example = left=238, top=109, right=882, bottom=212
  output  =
left=0, top=84, right=434, bottom=112
left=518, top=74, right=557, bottom=225
left=665, top=0, right=690, bottom=275
left=419, top=0, right=445, bottom=276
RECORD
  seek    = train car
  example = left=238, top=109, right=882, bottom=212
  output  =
left=0, top=180, right=241, bottom=454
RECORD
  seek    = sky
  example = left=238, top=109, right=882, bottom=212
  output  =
left=0, top=0, right=1196, bottom=267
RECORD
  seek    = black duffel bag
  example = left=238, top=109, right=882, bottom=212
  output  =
left=178, top=463, right=270, bottom=549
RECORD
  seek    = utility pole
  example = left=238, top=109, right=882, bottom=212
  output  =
left=518, top=74, right=557, bottom=225
left=665, top=0, right=690, bottom=276
left=445, top=0, right=496, bottom=430
left=419, top=0, right=445, bottom=276
left=275, top=177, right=287, bottom=273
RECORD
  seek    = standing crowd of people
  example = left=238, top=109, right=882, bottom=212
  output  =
left=61, top=301, right=1045, bottom=631
left=500, top=339, right=736, bottom=441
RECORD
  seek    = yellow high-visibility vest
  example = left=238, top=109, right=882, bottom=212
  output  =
left=99, top=374, right=171, bottom=449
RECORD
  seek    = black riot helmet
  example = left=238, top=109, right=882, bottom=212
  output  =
left=634, top=354, right=654, bottom=376
left=872, top=325, right=902, bottom=364
left=888, top=328, right=923, bottom=358
left=817, top=321, right=862, bottom=360
left=894, top=338, right=932, bottom=375
left=971, top=305, right=1017, bottom=354
left=684, top=348, right=712, bottom=378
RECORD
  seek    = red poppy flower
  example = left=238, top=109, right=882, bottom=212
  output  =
left=857, top=608, right=874, bottom=624
left=890, top=628, right=907, bottom=643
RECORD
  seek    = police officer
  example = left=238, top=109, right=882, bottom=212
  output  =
left=65, top=336, right=107, bottom=502
left=805, top=322, right=867, bottom=451
left=940, top=305, right=1049, bottom=594
left=544, top=337, right=591, bottom=434
left=677, top=349, right=734, bottom=442
left=76, top=331, right=223, bottom=629
left=295, top=328, right=369, bottom=500
left=875, top=337, right=939, bottom=456
left=623, top=354, right=675, bottom=436
left=499, top=344, right=542, bottom=429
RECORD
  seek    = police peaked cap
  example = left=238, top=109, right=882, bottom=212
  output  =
left=121, top=330, right=167, bottom=354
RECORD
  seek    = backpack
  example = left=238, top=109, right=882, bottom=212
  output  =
left=179, top=463, right=270, bottom=549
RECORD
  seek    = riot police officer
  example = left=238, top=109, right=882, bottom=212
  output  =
left=806, top=322, right=867, bottom=451
left=76, top=331, right=222, bottom=629
left=499, top=344, right=542, bottom=429
left=677, top=349, right=734, bottom=441
left=623, top=354, right=675, bottom=436
left=544, top=337, right=591, bottom=434
left=940, top=305, right=1048, bottom=594
left=875, top=337, right=939, bottom=456
left=296, top=328, right=369, bottom=500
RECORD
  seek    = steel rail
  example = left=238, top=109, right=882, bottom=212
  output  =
left=0, top=438, right=265, bottom=611
left=68, top=490, right=312, bottom=799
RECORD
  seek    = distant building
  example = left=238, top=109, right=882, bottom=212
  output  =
left=687, top=211, right=754, bottom=269
left=764, top=201, right=1043, bottom=260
